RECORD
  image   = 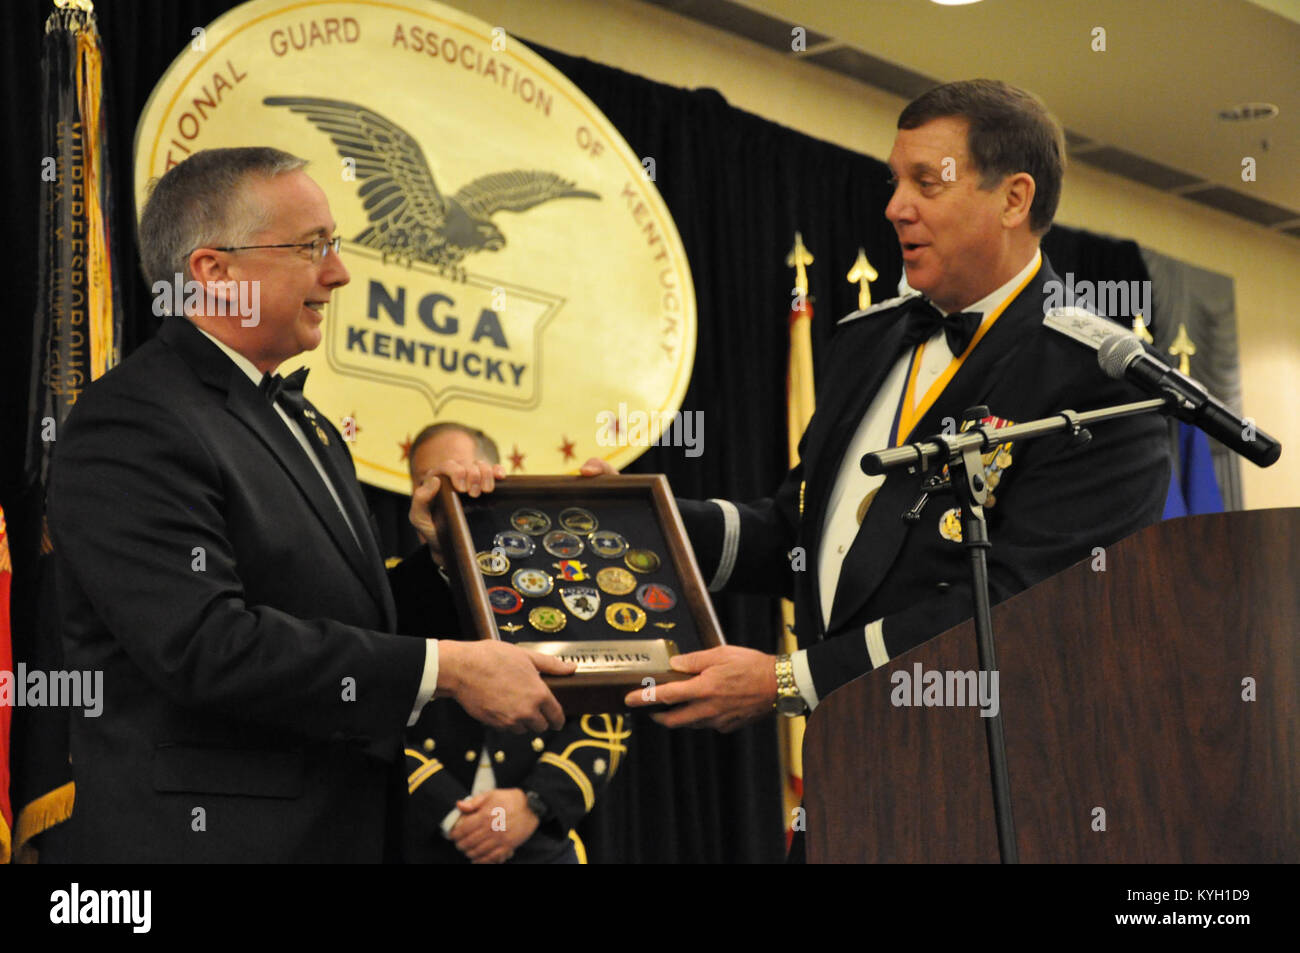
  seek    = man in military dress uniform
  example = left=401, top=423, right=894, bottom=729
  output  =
left=392, top=423, right=631, bottom=863
left=601, top=80, right=1170, bottom=731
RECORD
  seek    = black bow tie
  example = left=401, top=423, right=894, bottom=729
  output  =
left=903, top=299, right=982, bottom=357
left=260, top=366, right=310, bottom=409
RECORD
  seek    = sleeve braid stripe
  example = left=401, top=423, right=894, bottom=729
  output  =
left=407, top=757, right=445, bottom=794
left=865, top=620, right=890, bottom=669
left=706, top=499, right=741, bottom=591
left=537, top=752, right=595, bottom=811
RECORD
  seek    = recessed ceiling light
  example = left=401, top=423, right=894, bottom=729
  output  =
left=1218, top=102, right=1279, bottom=121
left=930, top=0, right=984, bottom=5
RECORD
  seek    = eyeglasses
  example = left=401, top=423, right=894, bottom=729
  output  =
left=210, top=235, right=342, bottom=262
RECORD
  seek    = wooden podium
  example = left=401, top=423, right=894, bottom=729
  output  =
left=803, top=509, right=1300, bottom=863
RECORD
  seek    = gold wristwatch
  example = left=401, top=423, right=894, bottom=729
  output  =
left=774, top=654, right=807, bottom=717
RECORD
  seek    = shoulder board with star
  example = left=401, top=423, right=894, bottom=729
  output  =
left=837, top=291, right=921, bottom=325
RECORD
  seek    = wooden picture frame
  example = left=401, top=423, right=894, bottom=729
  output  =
left=433, top=474, right=725, bottom=713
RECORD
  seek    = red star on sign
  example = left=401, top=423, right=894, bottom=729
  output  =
left=398, top=434, right=413, bottom=462
left=509, top=444, right=526, bottom=472
left=558, top=435, right=576, bottom=462
left=340, top=411, right=362, bottom=443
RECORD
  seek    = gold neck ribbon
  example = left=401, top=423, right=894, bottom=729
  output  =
left=894, top=259, right=1042, bottom=445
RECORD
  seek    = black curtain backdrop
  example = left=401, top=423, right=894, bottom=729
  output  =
left=2, top=0, right=1153, bottom=864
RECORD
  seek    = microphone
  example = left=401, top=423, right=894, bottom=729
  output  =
left=1098, top=334, right=1281, bottom=468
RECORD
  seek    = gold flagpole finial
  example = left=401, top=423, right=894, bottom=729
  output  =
left=847, top=248, right=878, bottom=310
left=1132, top=313, right=1154, bottom=344
left=1168, top=323, right=1196, bottom=375
left=786, top=232, right=814, bottom=300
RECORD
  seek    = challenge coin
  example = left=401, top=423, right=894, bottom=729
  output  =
left=477, top=551, right=510, bottom=576
left=510, top=508, right=551, bottom=536
left=492, top=530, right=535, bottom=558
left=596, top=566, right=637, bottom=595
left=636, top=582, right=677, bottom=613
left=624, top=548, right=661, bottom=574
left=552, top=559, right=590, bottom=581
left=588, top=530, right=628, bottom=558
left=605, top=602, right=647, bottom=632
left=542, top=530, right=584, bottom=558
left=558, top=506, right=599, bottom=534
left=512, top=567, right=554, bottom=597
left=486, top=586, right=523, bottom=615
left=529, top=606, right=567, bottom=633
left=560, top=586, right=600, bottom=621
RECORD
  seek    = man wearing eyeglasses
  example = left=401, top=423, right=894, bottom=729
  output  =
left=46, top=147, right=572, bottom=863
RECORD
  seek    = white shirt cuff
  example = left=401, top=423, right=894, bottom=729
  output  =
left=407, top=639, right=440, bottom=726
left=790, top=648, right=820, bottom=711
left=440, top=808, right=461, bottom=837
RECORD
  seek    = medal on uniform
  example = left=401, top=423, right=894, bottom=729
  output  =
left=510, top=508, right=551, bottom=535
left=477, top=550, right=510, bottom=576
left=636, top=582, right=676, bottom=612
left=542, top=530, right=584, bottom=557
left=605, top=602, right=647, bottom=632
left=486, top=586, right=523, bottom=614
left=596, top=566, right=637, bottom=595
left=624, top=548, right=660, bottom=574
left=552, top=559, right=589, bottom=581
left=588, top=530, right=628, bottom=558
left=499, top=623, right=523, bottom=634
left=653, top=622, right=676, bottom=630
left=512, top=567, right=554, bottom=597
left=560, top=586, right=600, bottom=620
left=558, top=506, right=599, bottom=534
left=529, top=606, right=567, bottom=633
left=939, top=508, right=963, bottom=542
left=493, top=530, right=535, bottom=558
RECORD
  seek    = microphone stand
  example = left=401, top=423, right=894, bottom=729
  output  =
left=862, top=396, right=1168, bottom=864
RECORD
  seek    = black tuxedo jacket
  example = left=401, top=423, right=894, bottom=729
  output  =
left=679, top=256, right=1171, bottom=699
left=48, top=316, right=427, bottom=862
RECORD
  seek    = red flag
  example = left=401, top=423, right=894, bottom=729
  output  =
left=779, top=234, right=816, bottom=841
left=1, top=506, right=13, bottom=863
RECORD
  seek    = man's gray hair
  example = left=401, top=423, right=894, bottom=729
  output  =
left=409, top=422, right=501, bottom=477
left=137, top=147, right=308, bottom=288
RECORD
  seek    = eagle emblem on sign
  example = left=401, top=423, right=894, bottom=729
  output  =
left=264, top=96, right=600, bottom=279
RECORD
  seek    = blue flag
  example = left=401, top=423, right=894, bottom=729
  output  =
left=1163, top=422, right=1224, bottom=519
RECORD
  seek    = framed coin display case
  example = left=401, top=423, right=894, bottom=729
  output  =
left=433, top=475, right=726, bottom=713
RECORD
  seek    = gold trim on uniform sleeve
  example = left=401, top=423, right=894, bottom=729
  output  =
left=405, top=748, right=446, bottom=794
left=537, top=752, right=596, bottom=812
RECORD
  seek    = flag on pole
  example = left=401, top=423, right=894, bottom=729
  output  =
left=12, top=0, right=121, bottom=863
left=1163, top=422, right=1224, bottom=518
left=1, top=506, right=14, bottom=864
left=1159, top=326, right=1224, bottom=519
left=778, top=233, right=817, bottom=841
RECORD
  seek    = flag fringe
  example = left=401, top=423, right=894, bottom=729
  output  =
left=13, top=782, right=76, bottom=864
